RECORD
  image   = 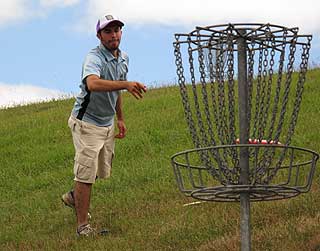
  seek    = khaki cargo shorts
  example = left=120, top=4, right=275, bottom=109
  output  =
left=68, top=116, right=115, bottom=184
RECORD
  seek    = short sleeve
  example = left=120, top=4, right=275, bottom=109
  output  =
left=82, top=53, right=103, bottom=81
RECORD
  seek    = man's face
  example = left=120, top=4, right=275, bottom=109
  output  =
left=98, top=24, right=122, bottom=51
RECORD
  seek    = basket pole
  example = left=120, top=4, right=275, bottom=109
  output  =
left=237, top=29, right=251, bottom=251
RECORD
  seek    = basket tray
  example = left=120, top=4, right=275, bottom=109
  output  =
left=171, top=144, right=319, bottom=202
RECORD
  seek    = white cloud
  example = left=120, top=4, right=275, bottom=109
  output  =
left=0, top=0, right=80, bottom=28
left=0, top=0, right=30, bottom=26
left=76, top=0, right=320, bottom=34
left=0, top=83, right=70, bottom=108
left=39, top=0, right=80, bottom=8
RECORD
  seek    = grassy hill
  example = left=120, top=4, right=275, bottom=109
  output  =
left=1, top=69, right=320, bottom=251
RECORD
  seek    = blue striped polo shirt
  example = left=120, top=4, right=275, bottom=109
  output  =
left=72, top=43, right=129, bottom=126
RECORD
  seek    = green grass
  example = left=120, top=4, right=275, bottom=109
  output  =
left=1, top=69, right=320, bottom=251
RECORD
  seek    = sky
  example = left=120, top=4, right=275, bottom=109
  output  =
left=0, top=0, right=320, bottom=108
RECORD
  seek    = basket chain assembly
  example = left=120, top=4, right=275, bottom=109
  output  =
left=172, top=23, right=317, bottom=192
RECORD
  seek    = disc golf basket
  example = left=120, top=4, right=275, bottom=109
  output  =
left=171, top=23, right=319, bottom=250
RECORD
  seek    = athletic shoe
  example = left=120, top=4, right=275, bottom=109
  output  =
left=77, top=224, right=96, bottom=237
left=61, top=191, right=75, bottom=209
left=61, top=190, right=92, bottom=219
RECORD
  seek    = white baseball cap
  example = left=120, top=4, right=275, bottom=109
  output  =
left=96, top=14, right=124, bottom=33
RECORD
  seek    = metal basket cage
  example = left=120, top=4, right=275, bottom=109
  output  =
left=172, top=23, right=318, bottom=202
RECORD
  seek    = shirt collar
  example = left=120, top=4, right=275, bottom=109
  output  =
left=99, top=43, right=125, bottom=62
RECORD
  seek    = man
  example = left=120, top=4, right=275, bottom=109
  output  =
left=62, top=14, right=146, bottom=236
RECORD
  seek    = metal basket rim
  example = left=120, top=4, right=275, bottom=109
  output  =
left=171, top=144, right=320, bottom=161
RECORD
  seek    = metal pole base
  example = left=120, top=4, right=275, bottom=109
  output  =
left=240, top=193, right=251, bottom=251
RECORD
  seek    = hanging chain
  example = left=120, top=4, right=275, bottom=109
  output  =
left=173, top=24, right=313, bottom=186
left=286, top=35, right=312, bottom=144
left=260, top=31, right=275, bottom=140
left=256, top=29, right=270, bottom=139
left=247, top=32, right=256, bottom=138
left=251, top=44, right=264, bottom=139
left=274, top=34, right=297, bottom=145
left=267, top=29, right=288, bottom=141
left=173, top=35, right=200, bottom=149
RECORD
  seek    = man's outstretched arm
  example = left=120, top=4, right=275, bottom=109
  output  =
left=86, top=74, right=147, bottom=99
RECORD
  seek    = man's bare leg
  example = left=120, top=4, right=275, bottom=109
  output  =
left=74, top=181, right=92, bottom=227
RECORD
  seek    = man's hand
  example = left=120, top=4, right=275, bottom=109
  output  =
left=115, top=119, right=126, bottom=139
left=126, top=82, right=147, bottom=99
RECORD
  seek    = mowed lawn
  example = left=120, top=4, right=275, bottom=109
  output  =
left=0, top=69, right=320, bottom=251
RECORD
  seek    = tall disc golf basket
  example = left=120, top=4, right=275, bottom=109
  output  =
left=171, top=23, right=319, bottom=250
